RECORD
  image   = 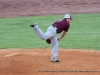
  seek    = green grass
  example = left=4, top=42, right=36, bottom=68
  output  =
left=0, top=14, right=100, bottom=50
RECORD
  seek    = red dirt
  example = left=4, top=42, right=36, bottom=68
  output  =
left=0, top=0, right=100, bottom=18
left=0, top=0, right=100, bottom=75
left=0, top=49, right=100, bottom=75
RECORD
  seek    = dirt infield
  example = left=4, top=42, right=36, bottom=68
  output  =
left=0, top=49, right=100, bottom=75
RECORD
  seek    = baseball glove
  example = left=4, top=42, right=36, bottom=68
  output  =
left=46, top=39, right=51, bottom=44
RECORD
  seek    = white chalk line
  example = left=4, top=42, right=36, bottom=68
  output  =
left=4, top=53, right=20, bottom=57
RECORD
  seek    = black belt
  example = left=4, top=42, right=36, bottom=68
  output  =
left=52, top=25, right=56, bottom=28
left=52, top=25, right=59, bottom=33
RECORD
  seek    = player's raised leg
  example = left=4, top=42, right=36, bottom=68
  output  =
left=30, top=23, right=56, bottom=40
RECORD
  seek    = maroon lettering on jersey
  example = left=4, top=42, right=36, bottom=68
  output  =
left=52, top=19, right=70, bottom=33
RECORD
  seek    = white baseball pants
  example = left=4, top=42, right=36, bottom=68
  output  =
left=33, top=25, right=58, bottom=58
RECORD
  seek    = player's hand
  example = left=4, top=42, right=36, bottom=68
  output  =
left=57, top=38, right=61, bottom=41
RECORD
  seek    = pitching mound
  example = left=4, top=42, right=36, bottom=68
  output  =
left=0, top=48, right=100, bottom=75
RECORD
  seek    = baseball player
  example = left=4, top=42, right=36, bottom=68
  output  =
left=30, top=14, right=73, bottom=62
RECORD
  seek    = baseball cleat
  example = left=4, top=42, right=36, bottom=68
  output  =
left=51, top=59, right=60, bottom=62
left=55, top=59, right=60, bottom=62
left=30, top=23, right=37, bottom=27
left=51, top=57, right=60, bottom=62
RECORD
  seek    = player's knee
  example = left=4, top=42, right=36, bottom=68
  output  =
left=41, top=37, right=46, bottom=40
left=41, top=35, right=48, bottom=40
left=41, top=38, right=45, bottom=40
